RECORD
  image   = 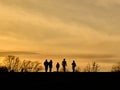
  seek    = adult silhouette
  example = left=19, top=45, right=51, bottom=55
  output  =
left=49, top=60, right=53, bottom=72
left=72, top=60, right=76, bottom=72
left=56, top=62, right=60, bottom=72
left=62, top=58, right=67, bottom=72
left=44, top=59, right=49, bottom=72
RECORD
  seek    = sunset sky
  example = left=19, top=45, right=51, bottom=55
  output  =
left=0, top=0, right=120, bottom=57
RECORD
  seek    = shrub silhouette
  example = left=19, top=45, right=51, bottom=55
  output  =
left=75, top=66, right=81, bottom=72
left=0, top=66, right=8, bottom=72
left=83, top=61, right=100, bottom=72
left=111, top=62, right=120, bottom=72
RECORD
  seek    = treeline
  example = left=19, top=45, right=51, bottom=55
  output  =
left=0, top=55, right=43, bottom=72
left=0, top=55, right=120, bottom=72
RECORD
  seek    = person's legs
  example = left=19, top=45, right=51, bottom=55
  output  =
left=50, top=68, right=52, bottom=72
left=46, top=66, right=48, bottom=72
left=64, top=67, right=66, bottom=72
left=72, top=67, right=74, bottom=72
left=45, top=67, right=47, bottom=72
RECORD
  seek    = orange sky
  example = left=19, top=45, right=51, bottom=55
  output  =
left=0, top=0, right=120, bottom=59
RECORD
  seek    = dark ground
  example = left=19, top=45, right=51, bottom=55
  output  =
left=0, top=72, right=120, bottom=89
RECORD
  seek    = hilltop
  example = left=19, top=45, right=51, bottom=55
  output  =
left=0, top=72, right=120, bottom=89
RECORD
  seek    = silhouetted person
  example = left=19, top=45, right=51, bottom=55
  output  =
left=56, top=62, right=60, bottom=72
left=62, top=58, right=67, bottom=72
left=49, top=60, right=53, bottom=72
left=44, top=59, right=49, bottom=72
left=72, top=60, right=76, bottom=72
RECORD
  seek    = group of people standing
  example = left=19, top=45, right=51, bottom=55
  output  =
left=44, top=58, right=76, bottom=72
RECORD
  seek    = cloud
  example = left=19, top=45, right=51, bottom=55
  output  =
left=1, top=0, right=120, bottom=35
left=93, top=0, right=120, bottom=6
left=0, top=0, right=120, bottom=55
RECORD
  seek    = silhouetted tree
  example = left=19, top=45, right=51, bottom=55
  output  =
left=19, top=60, right=43, bottom=72
left=31, top=61, right=43, bottom=72
left=4, top=55, right=20, bottom=72
left=19, top=60, right=31, bottom=72
left=84, top=61, right=100, bottom=72
left=111, top=62, right=120, bottom=72
left=3, top=55, right=43, bottom=72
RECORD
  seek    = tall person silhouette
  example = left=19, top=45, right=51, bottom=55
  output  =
left=56, top=62, right=60, bottom=72
left=72, top=60, right=76, bottom=72
left=62, top=58, right=67, bottom=72
left=44, top=59, right=49, bottom=72
left=49, top=60, right=53, bottom=72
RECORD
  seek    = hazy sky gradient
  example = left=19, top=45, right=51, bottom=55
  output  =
left=0, top=0, right=120, bottom=56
